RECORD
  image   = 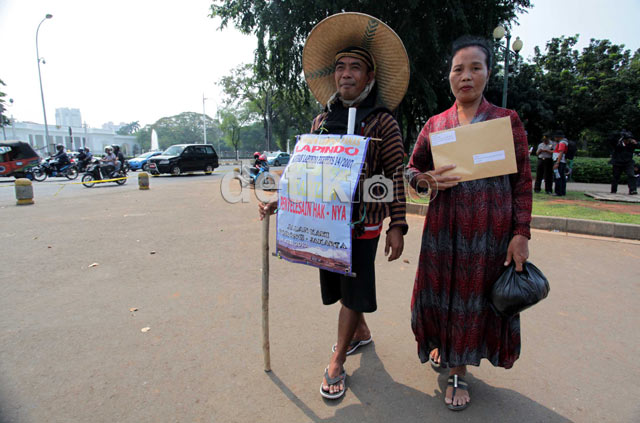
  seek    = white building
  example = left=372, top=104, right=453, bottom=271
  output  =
left=55, top=108, right=82, bottom=127
left=101, top=121, right=127, bottom=132
left=4, top=119, right=141, bottom=157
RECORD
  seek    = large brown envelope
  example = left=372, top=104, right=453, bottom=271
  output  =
left=430, top=116, right=517, bottom=182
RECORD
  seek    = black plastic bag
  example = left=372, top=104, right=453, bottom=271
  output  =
left=491, top=261, right=550, bottom=317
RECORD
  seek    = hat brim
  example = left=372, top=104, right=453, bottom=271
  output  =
left=303, top=12, right=409, bottom=111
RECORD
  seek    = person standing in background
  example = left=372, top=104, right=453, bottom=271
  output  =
left=609, top=130, right=638, bottom=195
left=552, top=130, right=569, bottom=196
left=534, top=135, right=554, bottom=194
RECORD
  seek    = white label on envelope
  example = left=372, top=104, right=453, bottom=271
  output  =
left=473, top=150, right=506, bottom=164
left=431, top=130, right=457, bottom=146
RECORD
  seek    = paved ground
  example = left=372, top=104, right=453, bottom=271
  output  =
left=584, top=192, right=640, bottom=203
left=0, top=166, right=241, bottom=206
left=1, top=178, right=639, bottom=423
left=565, top=182, right=610, bottom=193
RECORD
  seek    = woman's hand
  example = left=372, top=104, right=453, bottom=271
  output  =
left=258, top=200, right=278, bottom=220
left=414, top=164, right=461, bottom=192
left=504, top=234, right=529, bottom=271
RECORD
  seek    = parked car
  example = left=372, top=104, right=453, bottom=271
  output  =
left=147, top=144, right=219, bottom=176
left=267, top=151, right=290, bottom=166
left=128, top=151, right=163, bottom=171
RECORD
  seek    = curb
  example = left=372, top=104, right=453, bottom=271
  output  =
left=406, top=203, right=640, bottom=240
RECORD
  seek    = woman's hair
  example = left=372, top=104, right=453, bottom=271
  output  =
left=449, top=35, right=493, bottom=70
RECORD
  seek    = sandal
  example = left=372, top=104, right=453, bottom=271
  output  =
left=429, top=349, right=446, bottom=372
left=320, top=367, right=347, bottom=400
left=446, top=374, right=470, bottom=411
left=331, top=337, right=373, bottom=355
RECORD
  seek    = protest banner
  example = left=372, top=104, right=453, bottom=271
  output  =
left=275, top=134, right=369, bottom=275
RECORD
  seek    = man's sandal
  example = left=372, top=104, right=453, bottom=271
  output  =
left=331, top=337, right=373, bottom=355
left=320, top=367, right=347, bottom=400
left=446, top=374, right=470, bottom=411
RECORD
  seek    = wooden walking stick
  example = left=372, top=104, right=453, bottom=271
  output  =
left=261, top=214, right=271, bottom=372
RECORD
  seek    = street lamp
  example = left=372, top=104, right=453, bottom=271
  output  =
left=493, top=25, right=523, bottom=108
left=36, top=14, right=53, bottom=152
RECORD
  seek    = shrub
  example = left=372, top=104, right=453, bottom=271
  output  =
left=530, top=156, right=637, bottom=184
left=570, top=158, right=613, bottom=183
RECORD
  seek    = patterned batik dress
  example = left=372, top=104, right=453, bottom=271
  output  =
left=406, top=98, right=532, bottom=369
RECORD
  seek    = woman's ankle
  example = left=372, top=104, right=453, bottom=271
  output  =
left=449, top=365, right=466, bottom=376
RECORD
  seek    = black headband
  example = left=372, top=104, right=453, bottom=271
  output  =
left=334, top=46, right=376, bottom=72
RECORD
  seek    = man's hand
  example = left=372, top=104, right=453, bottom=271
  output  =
left=258, top=200, right=278, bottom=220
left=504, top=234, right=529, bottom=272
left=414, top=164, right=460, bottom=192
left=384, top=226, right=404, bottom=262
left=553, top=162, right=559, bottom=170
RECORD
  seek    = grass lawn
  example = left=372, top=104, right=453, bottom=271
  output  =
left=407, top=189, right=640, bottom=225
left=532, top=191, right=640, bottom=224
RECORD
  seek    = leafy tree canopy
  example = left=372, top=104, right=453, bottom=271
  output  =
left=0, top=79, right=11, bottom=128
left=116, top=121, right=140, bottom=135
left=136, top=112, right=221, bottom=152
left=218, top=63, right=319, bottom=152
left=507, top=36, right=640, bottom=156
left=210, top=0, right=531, bottom=147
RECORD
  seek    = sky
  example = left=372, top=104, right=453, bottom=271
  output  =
left=1, top=0, right=639, bottom=129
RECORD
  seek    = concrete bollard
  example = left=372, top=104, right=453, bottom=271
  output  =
left=15, top=178, right=35, bottom=206
left=138, top=172, right=150, bottom=190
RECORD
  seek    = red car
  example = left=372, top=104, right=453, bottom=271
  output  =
left=0, top=141, right=41, bottom=179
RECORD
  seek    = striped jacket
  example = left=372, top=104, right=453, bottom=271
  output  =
left=311, top=111, right=408, bottom=235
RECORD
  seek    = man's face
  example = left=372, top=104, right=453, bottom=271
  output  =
left=334, top=56, right=374, bottom=101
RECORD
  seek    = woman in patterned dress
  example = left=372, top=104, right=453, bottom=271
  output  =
left=406, top=36, right=532, bottom=411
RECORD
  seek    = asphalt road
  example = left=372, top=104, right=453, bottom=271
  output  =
left=0, top=165, right=259, bottom=207
left=0, top=176, right=639, bottom=423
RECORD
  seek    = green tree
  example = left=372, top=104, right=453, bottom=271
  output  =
left=135, top=112, right=222, bottom=152
left=490, top=61, right=554, bottom=146
left=0, top=79, right=11, bottom=136
left=619, top=50, right=640, bottom=134
left=219, top=105, right=252, bottom=159
left=210, top=0, right=531, bottom=149
left=508, top=36, right=640, bottom=156
left=218, top=63, right=320, bottom=151
left=116, top=121, right=140, bottom=135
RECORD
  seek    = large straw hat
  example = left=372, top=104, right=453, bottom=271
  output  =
left=303, top=12, right=410, bottom=111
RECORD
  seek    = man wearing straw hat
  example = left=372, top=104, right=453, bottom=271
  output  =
left=259, top=12, right=409, bottom=399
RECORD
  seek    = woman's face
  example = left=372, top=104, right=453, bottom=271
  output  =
left=449, top=46, right=489, bottom=105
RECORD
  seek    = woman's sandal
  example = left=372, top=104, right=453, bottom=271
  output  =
left=429, top=350, right=446, bottom=372
left=319, top=367, right=347, bottom=400
left=446, top=374, right=471, bottom=411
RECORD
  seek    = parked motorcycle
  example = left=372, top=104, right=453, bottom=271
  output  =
left=31, top=158, right=78, bottom=181
left=81, top=162, right=127, bottom=188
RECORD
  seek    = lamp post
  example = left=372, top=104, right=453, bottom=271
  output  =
left=36, top=14, right=53, bottom=152
left=493, top=25, right=523, bottom=108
